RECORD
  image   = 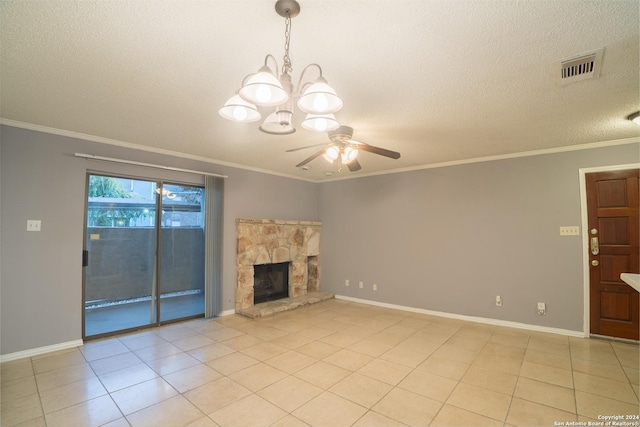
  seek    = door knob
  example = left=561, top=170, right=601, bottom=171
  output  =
left=591, top=260, right=599, bottom=266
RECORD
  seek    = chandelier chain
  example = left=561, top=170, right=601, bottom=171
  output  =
left=282, top=12, right=293, bottom=75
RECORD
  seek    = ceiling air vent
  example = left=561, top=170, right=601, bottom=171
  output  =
left=558, top=48, right=604, bottom=85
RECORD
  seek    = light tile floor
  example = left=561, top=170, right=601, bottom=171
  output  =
left=2, top=299, right=639, bottom=427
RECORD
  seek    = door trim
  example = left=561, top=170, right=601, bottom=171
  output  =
left=579, top=163, right=640, bottom=337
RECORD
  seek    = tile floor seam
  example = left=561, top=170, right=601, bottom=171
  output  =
left=502, top=333, right=531, bottom=424
left=612, top=340, right=640, bottom=393
left=82, top=337, right=133, bottom=419
left=560, top=332, right=581, bottom=419
left=32, top=358, right=48, bottom=427
left=443, top=384, right=510, bottom=425
left=573, top=386, right=640, bottom=406
left=426, top=404, right=447, bottom=427
left=349, top=363, right=410, bottom=410
left=571, top=339, right=640, bottom=412
left=79, top=345, right=132, bottom=424
left=514, top=376, right=583, bottom=418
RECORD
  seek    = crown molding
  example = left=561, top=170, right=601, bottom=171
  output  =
left=2, top=118, right=637, bottom=183
left=0, top=119, right=318, bottom=183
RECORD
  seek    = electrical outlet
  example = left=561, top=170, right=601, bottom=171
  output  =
left=345, top=279, right=349, bottom=287
left=496, top=295, right=502, bottom=306
left=27, top=220, right=41, bottom=232
left=559, top=226, right=580, bottom=236
left=373, top=284, right=378, bottom=291
left=359, top=281, right=363, bottom=289
left=537, top=302, right=546, bottom=315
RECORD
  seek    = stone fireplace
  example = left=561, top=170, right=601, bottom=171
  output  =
left=236, top=219, right=322, bottom=313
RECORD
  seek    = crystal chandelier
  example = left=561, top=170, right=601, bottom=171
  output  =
left=218, top=0, right=343, bottom=135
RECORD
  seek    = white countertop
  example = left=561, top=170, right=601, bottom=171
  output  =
left=620, top=273, right=640, bottom=293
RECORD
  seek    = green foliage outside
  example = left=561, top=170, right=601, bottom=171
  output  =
left=88, top=176, right=149, bottom=227
left=88, top=175, right=134, bottom=199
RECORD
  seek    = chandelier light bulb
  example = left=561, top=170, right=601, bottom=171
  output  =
left=301, top=113, right=339, bottom=132
left=239, top=66, right=288, bottom=107
left=255, top=85, right=272, bottom=104
left=297, top=76, right=343, bottom=114
left=232, top=106, right=248, bottom=121
left=312, top=93, right=329, bottom=113
left=314, top=117, right=328, bottom=131
left=219, top=94, right=261, bottom=123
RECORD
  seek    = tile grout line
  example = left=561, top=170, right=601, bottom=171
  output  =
left=502, top=332, right=530, bottom=426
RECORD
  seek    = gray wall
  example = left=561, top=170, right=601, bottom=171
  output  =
left=319, top=144, right=639, bottom=332
left=0, top=125, right=319, bottom=355
left=1, top=123, right=637, bottom=356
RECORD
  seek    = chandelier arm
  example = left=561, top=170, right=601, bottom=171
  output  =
left=237, top=54, right=280, bottom=87
left=264, top=54, right=280, bottom=74
left=295, top=63, right=323, bottom=96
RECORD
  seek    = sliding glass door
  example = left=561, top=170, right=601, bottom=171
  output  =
left=83, top=174, right=205, bottom=338
left=158, top=184, right=205, bottom=322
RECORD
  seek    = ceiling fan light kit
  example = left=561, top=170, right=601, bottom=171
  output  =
left=341, top=146, right=359, bottom=164
left=219, top=0, right=343, bottom=135
left=628, top=111, right=640, bottom=126
left=288, top=126, right=401, bottom=173
left=323, top=146, right=340, bottom=162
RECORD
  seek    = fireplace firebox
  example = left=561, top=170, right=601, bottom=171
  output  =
left=253, top=262, right=289, bottom=304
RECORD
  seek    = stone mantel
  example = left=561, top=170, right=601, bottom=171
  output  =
left=235, top=219, right=321, bottom=312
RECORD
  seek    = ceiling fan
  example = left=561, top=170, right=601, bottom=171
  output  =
left=286, top=126, right=401, bottom=172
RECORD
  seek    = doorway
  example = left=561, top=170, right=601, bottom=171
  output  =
left=83, top=174, right=205, bottom=338
left=585, top=168, right=639, bottom=340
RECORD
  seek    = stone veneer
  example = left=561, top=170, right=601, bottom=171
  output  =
left=236, top=219, right=321, bottom=312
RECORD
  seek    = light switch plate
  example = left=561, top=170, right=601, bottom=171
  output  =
left=27, top=220, right=41, bottom=231
left=559, top=226, right=580, bottom=236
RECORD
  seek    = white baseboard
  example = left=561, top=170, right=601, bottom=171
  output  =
left=1, top=339, right=84, bottom=363
left=335, top=295, right=586, bottom=338
left=218, top=309, right=236, bottom=317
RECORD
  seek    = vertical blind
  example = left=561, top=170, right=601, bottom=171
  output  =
left=204, top=175, right=224, bottom=317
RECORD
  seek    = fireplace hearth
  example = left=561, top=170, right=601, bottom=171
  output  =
left=254, top=262, right=289, bottom=304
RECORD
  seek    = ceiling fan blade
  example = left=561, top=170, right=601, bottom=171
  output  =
left=286, top=143, right=328, bottom=153
left=296, top=149, right=325, bottom=167
left=347, top=158, right=362, bottom=172
left=357, top=144, right=401, bottom=159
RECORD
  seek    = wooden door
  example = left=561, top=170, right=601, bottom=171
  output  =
left=587, top=169, right=639, bottom=340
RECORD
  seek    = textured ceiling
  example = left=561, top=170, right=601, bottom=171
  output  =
left=1, top=0, right=639, bottom=181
